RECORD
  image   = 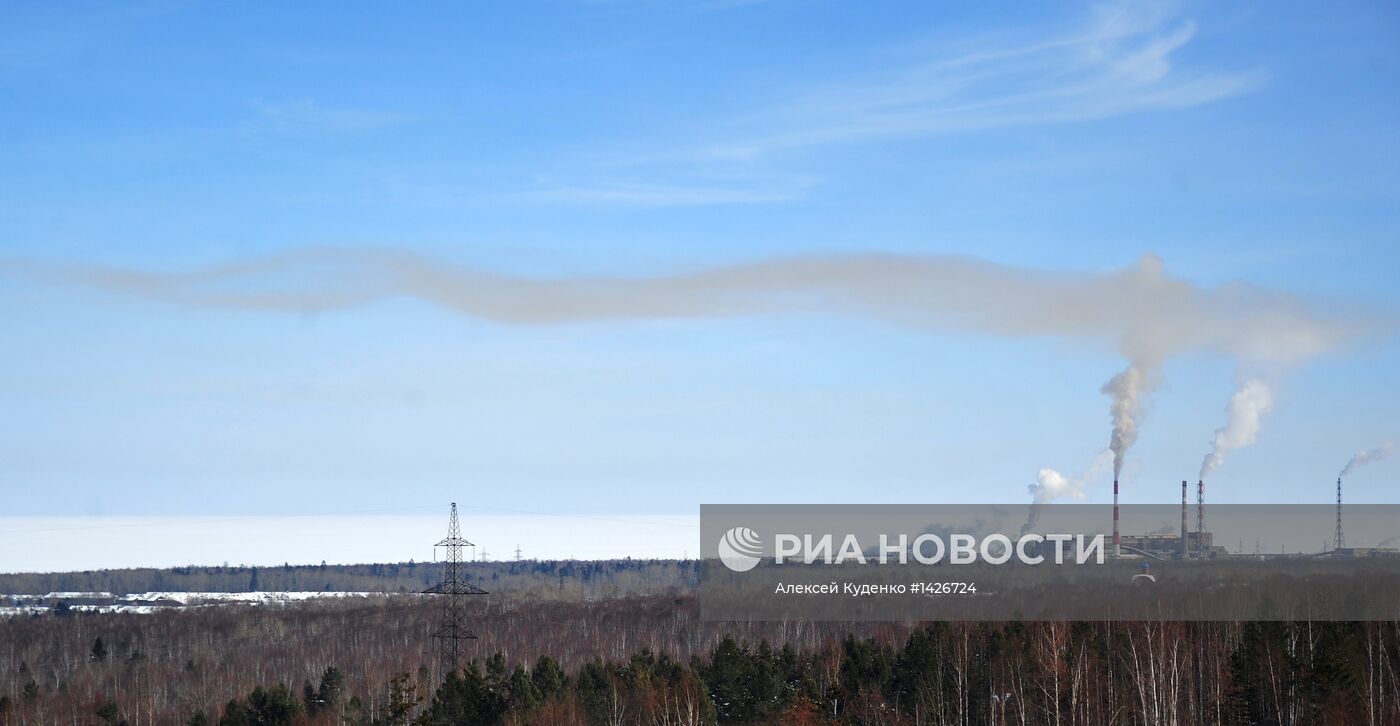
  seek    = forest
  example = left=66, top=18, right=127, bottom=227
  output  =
left=0, top=559, right=696, bottom=600
left=3, top=590, right=1399, bottom=725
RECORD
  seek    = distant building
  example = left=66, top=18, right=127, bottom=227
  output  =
left=1025, top=532, right=1226, bottom=561
left=1330, top=547, right=1400, bottom=558
left=1118, top=532, right=1229, bottom=560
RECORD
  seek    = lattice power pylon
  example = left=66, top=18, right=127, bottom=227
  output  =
left=423, top=503, right=488, bottom=674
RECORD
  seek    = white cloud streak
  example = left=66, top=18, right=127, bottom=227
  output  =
left=494, top=176, right=817, bottom=208
left=700, top=3, right=1260, bottom=158
left=545, top=2, right=1262, bottom=206
left=249, top=99, right=409, bottom=135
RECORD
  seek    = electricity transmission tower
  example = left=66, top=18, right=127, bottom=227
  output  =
left=423, top=503, right=488, bottom=674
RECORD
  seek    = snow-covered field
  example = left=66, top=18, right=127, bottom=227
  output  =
left=0, top=591, right=393, bottom=616
left=125, top=591, right=385, bottom=605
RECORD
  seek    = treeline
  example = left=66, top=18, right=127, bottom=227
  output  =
left=0, top=559, right=697, bottom=598
left=11, top=619, right=1400, bottom=725
left=0, top=594, right=891, bottom=724
left=414, top=622, right=1400, bottom=725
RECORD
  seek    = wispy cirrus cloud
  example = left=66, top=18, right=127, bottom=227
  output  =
left=532, top=2, right=1263, bottom=206
left=486, top=171, right=818, bottom=208
left=249, top=98, right=410, bottom=135
left=710, top=4, right=1263, bottom=157
left=513, top=182, right=806, bottom=208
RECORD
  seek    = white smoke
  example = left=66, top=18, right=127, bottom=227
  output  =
left=1024, top=450, right=1112, bottom=534
left=1030, top=450, right=1114, bottom=505
left=1102, top=362, right=1156, bottom=480
left=1199, top=378, right=1274, bottom=479
left=1031, top=468, right=1081, bottom=504
left=1340, top=440, right=1396, bottom=478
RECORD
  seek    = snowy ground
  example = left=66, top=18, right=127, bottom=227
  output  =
left=0, top=591, right=392, bottom=616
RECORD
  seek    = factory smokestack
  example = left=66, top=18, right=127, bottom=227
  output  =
left=1113, top=479, right=1120, bottom=559
left=1335, top=477, right=1345, bottom=550
left=1181, top=480, right=1188, bottom=560
left=1196, top=480, right=1205, bottom=559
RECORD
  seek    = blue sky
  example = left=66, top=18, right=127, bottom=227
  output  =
left=2, top=0, right=1398, bottom=526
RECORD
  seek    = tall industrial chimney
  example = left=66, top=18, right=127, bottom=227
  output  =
left=1334, top=477, right=1345, bottom=550
left=1181, top=480, right=1188, bottom=560
left=1196, top=480, right=1205, bottom=559
left=1113, top=479, right=1120, bottom=559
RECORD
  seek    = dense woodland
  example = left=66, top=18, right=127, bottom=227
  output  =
left=0, top=560, right=696, bottom=600
left=2, top=590, right=1400, bottom=725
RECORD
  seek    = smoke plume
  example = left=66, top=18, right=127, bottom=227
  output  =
left=1340, top=440, right=1396, bottom=478
left=1102, top=362, right=1155, bottom=480
left=4, top=250, right=1362, bottom=365
left=2, top=249, right=1379, bottom=487
left=1199, top=379, right=1274, bottom=479
left=1023, top=450, right=1112, bottom=534
left=1030, top=468, right=1083, bottom=504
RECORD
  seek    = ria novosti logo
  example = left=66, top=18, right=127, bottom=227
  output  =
left=715, top=525, right=1106, bottom=572
left=717, top=526, right=764, bottom=572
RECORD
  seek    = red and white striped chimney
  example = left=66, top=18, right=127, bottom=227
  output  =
left=1196, top=480, right=1205, bottom=558
left=1113, top=479, right=1120, bottom=559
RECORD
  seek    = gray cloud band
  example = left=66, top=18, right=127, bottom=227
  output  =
left=3, top=249, right=1388, bottom=494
